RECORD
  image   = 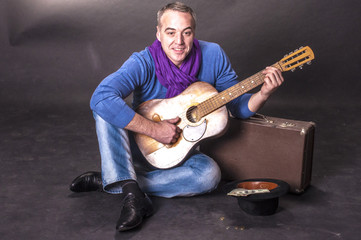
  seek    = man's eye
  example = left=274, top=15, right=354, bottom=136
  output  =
left=167, top=32, right=175, bottom=36
left=184, top=32, right=192, bottom=36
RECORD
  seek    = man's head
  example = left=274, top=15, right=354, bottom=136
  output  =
left=156, top=2, right=196, bottom=67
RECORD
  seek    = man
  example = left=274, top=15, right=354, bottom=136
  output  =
left=70, top=2, right=284, bottom=232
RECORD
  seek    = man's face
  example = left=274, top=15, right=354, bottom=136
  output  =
left=156, top=10, right=195, bottom=68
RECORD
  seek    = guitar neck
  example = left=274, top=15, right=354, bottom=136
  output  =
left=196, top=62, right=283, bottom=119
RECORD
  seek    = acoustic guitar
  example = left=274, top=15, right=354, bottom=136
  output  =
left=135, top=46, right=315, bottom=169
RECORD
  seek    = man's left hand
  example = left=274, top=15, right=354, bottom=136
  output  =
left=260, top=66, right=284, bottom=99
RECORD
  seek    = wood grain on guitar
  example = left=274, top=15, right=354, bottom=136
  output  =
left=135, top=46, right=315, bottom=169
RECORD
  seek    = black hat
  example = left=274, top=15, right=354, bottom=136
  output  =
left=228, top=178, right=289, bottom=216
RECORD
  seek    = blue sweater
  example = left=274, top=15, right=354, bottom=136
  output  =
left=90, top=40, right=255, bottom=128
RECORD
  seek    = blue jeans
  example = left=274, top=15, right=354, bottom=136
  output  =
left=93, top=112, right=221, bottom=198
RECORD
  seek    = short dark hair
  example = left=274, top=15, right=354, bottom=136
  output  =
left=157, top=2, right=196, bottom=29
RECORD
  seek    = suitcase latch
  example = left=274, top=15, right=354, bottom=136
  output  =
left=279, top=122, right=296, bottom=128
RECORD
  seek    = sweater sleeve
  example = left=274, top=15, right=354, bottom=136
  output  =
left=90, top=53, right=150, bottom=128
left=212, top=44, right=255, bottom=119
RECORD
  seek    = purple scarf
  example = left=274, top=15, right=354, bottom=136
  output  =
left=148, top=39, right=202, bottom=98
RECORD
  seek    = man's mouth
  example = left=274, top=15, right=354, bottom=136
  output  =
left=173, top=47, right=185, bottom=53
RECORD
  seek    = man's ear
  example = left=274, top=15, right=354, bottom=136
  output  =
left=156, top=26, right=161, bottom=41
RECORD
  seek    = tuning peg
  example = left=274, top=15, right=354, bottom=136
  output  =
left=299, top=65, right=304, bottom=69
left=307, top=61, right=312, bottom=65
left=299, top=46, right=304, bottom=50
left=291, top=68, right=296, bottom=72
left=284, top=54, right=288, bottom=58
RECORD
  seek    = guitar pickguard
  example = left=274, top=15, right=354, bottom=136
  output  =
left=182, top=119, right=207, bottom=142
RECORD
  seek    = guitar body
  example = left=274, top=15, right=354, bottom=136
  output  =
left=135, top=82, right=229, bottom=169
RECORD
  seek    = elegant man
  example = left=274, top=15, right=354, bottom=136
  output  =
left=70, top=2, right=284, bottom=232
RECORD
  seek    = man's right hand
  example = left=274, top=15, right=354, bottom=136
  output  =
left=152, top=117, right=182, bottom=145
left=125, top=113, right=182, bottom=145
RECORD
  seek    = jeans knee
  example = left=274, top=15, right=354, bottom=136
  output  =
left=191, top=155, right=221, bottom=194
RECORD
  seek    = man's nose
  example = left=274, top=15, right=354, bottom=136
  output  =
left=175, top=33, right=184, bottom=44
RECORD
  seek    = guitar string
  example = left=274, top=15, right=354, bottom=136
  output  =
left=142, top=52, right=312, bottom=156
left=197, top=71, right=265, bottom=118
left=197, top=61, right=286, bottom=117
left=158, top=53, right=309, bottom=127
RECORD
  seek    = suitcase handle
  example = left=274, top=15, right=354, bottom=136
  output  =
left=250, top=113, right=274, bottom=124
left=250, top=114, right=298, bottom=128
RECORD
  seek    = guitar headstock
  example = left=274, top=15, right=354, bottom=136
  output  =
left=279, top=46, right=315, bottom=72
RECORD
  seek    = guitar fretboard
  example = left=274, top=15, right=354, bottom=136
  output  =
left=196, top=62, right=282, bottom=120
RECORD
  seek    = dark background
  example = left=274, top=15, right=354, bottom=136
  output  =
left=1, top=1, right=361, bottom=240
left=2, top=0, right=361, bottom=110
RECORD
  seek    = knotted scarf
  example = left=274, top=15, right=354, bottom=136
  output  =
left=148, top=39, right=202, bottom=98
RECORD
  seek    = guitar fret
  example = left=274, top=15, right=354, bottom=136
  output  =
left=197, top=68, right=271, bottom=119
left=196, top=61, right=288, bottom=120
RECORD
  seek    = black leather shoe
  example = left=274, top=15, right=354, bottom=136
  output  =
left=69, top=171, right=103, bottom=192
left=116, top=193, right=154, bottom=232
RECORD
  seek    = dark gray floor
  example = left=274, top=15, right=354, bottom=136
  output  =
left=1, top=104, right=360, bottom=240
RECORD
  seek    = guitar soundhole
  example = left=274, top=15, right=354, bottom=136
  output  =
left=186, top=106, right=198, bottom=123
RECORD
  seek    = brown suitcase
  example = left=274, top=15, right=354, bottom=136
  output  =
left=201, top=114, right=315, bottom=194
